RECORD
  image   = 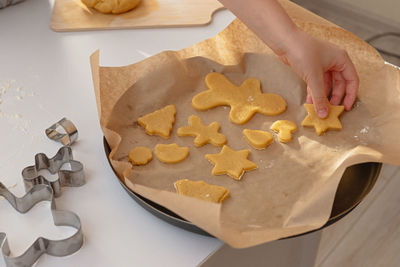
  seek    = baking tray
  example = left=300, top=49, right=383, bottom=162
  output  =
left=104, top=137, right=382, bottom=237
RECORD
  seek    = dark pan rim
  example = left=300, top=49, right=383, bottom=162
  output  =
left=103, top=137, right=382, bottom=238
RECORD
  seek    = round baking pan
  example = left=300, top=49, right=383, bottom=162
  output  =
left=104, top=138, right=381, bottom=237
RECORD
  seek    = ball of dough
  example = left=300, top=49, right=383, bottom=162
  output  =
left=82, top=0, right=141, bottom=14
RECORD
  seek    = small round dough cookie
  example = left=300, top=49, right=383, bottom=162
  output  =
left=82, top=0, right=141, bottom=14
left=129, top=146, right=152, bottom=165
left=155, top=143, right=189, bottom=164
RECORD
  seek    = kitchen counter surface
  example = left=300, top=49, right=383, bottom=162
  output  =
left=0, top=1, right=235, bottom=266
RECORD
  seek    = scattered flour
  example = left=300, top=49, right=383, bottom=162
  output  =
left=264, top=160, right=275, bottom=169
left=360, top=126, right=370, bottom=134
left=0, top=79, right=37, bottom=135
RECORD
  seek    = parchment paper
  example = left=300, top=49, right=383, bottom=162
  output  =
left=90, top=0, right=400, bottom=248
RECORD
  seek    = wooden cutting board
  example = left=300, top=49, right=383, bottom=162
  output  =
left=50, top=0, right=224, bottom=32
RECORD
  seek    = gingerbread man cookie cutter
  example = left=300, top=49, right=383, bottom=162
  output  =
left=22, top=146, right=85, bottom=198
left=23, top=118, right=85, bottom=197
left=0, top=183, right=83, bottom=267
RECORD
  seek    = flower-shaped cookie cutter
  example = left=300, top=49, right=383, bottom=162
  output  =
left=0, top=182, right=83, bottom=267
left=22, top=146, right=85, bottom=198
left=45, top=118, right=78, bottom=146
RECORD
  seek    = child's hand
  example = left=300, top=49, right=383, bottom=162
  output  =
left=278, top=29, right=359, bottom=118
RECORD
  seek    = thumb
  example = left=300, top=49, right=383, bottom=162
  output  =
left=307, top=71, right=330, bottom=118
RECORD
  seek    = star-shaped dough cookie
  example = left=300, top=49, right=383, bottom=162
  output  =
left=205, top=145, right=257, bottom=180
left=192, top=73, right=287, bottom=124
left=174, top=179, right=230, bottom=203
left=301, top=104, right=344, bottom=135
left=177, top=115, right=227, bottom=147
left=138, top=105, right=176, bottom=138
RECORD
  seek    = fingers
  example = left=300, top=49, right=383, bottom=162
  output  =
left=278, top=55, right=290, bottom=66
left=333, top=51, right=359, bottom=110
left=306, top=91, right=313, bottom=104
left=307, top=70, right=330, bottom=118
left=330, top=71, right=345, bottom=105
left=342, top=61, right=359, bottom=110
left=324, top=72, right=332, bottom=97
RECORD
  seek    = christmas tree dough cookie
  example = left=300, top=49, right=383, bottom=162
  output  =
left=138, top=105, right=176, bottom=138
left=155, top=143, right=189, bottom=164
left=177, top=115, right=227, bottom=147
left=205, top=145, right=257, bottom=180
left=270, top=120, right=297, bottom=143
left=192, top=72, right=287, bottom=124
left=301, top=104, right=344, bottom=135
left=128, top=146, right=152, bottom=165
left=243, top=129, right=273, bottom=149
left=174, top=179, right=230, bottom=203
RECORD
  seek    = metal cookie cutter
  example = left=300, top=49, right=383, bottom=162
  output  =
left=45, top=118, right=78, bottom=146
left=22, top=146, right=85, bottom=197
left=0, top=182, right=83, bottom=267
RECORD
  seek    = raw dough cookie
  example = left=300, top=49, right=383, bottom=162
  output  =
left=138, top=105, right=176, bottom=139
left=81, top=0, right=141, bottom=14
left=270, top=120, right=297, bottom=143
left=174, top=179, right=230, bottom=203
left=205, top=145, right=257, bottom=180
left=177, top=115, right=227, bottom=147
left=128, top=146, right=152, bottom=165
left=301, top=104, right=344, bottom=135
left=155, top=143, right=189, bottom=164
left=243, top=129, right=273, bottom=149
left=192, top=73, right=287, bottom=124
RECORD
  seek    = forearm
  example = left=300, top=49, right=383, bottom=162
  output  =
left=218, top=0, right=299, bottom=56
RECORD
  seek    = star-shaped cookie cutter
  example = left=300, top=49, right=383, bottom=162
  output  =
left=0, top=182, right=83, bottom=267
left=22, top=146, right=85, bottom=198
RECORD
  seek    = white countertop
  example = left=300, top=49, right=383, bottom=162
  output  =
left=0, top=1, right=235, bottom=266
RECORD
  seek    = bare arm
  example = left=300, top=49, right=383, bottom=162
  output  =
left=219, top=0, right=359, bottom=118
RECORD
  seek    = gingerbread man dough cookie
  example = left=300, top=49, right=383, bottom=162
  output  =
left=155, top=143, right=189, bottom=164
left=271, top=120, right=297, bottom=143
left=192, top=73, right=287, bottom=124
left=177, top=115, right=227, bottom=147
left=128, top=146, right=152, bottom=165
left=205, top=145, right=257, bottom=180
left=174, top=179, right=230, bottom=203
left=138, top=105, right=176, bottom=139
left=243, top=129, right=274, bottom=149
left=301, top=104, right=344, bottom=135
